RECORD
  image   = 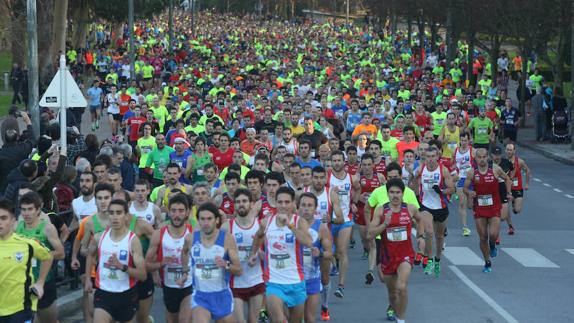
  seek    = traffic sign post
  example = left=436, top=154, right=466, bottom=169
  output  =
left=40, top=54, right=87, bottom=150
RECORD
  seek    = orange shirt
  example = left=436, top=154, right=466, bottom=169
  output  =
left=352, top=124, right=378, bottom=139
left=396, top=140, right=419, bottom=164
left=240, top=139, right=261, bottom=156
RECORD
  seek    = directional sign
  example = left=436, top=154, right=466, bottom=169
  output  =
left=39, top=69, right=87, bottom=108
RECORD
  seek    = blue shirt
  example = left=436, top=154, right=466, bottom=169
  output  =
left=170, top=150, right=192, bottom=184
left=296, top=157, right=321, bottom=169
left=87, top=87, right=103, bottom=106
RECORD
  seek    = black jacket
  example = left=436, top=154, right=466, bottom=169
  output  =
left=3, top=168, right=30, bottom=205
left=0, top=123, right=37, bottom=193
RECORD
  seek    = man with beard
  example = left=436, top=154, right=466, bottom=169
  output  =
left=145, top=133, right=175, bottom=188
left=146, top=193, right=194, bottom=323
left=221, top=188, right=266, bottom=323
left=156, top=163, right=193, bottom=214
left=71, top=172, right=98, bottom=231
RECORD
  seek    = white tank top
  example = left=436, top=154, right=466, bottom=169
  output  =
left=419, top=164, right=447, bottom=210
left=95, top=229, right=136, bottom=292
left=264, top=215, right=305, bottom=284
left=159, top=225, right=193, bottom=288
left=304, top=187, right=332, bottom=222
left=191, top=230, right=229, bottom=293
left=229, top=217, right=264, bottom=289
left=281, top=139, right=298, bottom=155
left=327, top=171, right=352, bottom=222
left=303, top=219, right=322, bottom=280
left=454, top=147, right=473, bottom=178
left=130, top=202, right=156, bottom=225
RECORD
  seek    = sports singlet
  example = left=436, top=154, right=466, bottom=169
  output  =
left=380, top=203, right=415, bottom=261
left=263, top=215, right=305, bottom=284
left=162, top=185, right=188, bottom=208
left=418, top=164, right=448, bottom=209
left=281, top=139, right=298, bottom=155
left=345, top=162, right=359, bottom=176
left=220, top=193, right=235, bottom=217
left=229, top=218, right=264, bottom=289
left=374, top=158, right=387, bottom=177
left=158, top=225, right=193, bottom=288
left=472, top=166, right=502, bottom=216
left=454, top=147, right=473, bottom=179
left=129, top=202, right=155, bottom=225
left=303, top=219, right=322, bottom=280
left=258, top=195, right=277, bottom=220
left=303, top=187, right=332, bottom=222
left=359, top=174, right=382, bottom=208
left=511, top=156, right=523, bottom=190
left=191, top=230, right=229, bottom=293
left=327, top=171, right=353, bottom=222
left=15, top=220, right=54, bottom=281
left=95, top=229, right=137, bottom=292
left=442, top=126, right=460, bottom=158
left=346, top=111, right=362, bottom=132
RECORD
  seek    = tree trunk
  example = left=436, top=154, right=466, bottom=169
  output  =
left=407, top=17, right=412, bottom=47
left=519, top=47, right=529, bottom=127
left=430, top=20, right=438, bottom=53
left=467, top=30, right=475, bottom=84
left=51, top=0, right=68, bottom=55
left=417, top=15, right=425, bottom=59
left=290, top=0, right=295, bottom=20
left=71, top=1, right=90, bottom=49
left=489, top=36, right=500, bottom=87
left=9, top=0, right=27, bottom=66
left=38, top=0, right=56, bottom=90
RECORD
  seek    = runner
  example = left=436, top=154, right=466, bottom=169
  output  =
left=463, top=148, right=513, bottom=273
left=490, top=146, right=514, bottom=244
left=452, top=133, right=474, bottom=236
left=368, top=179, right=426, bottom=323
left=505, top=143, right=531, bottom=234
left=0, top=200, right=53, bottom=323
left=84, top=199, right=147, bottom=323
left=355, top=154, right=386, bottom=284
left=217, top=172, right=241, bottom=220
left=327, top=151, right=361, bottom=298
left=249, top=187, right=312, bottom=323
left=180, top=203, right=242, bottom=322
left=130, top=179, right=162, bottom=227
left=221, top=188, right=266, bottom=323
left=145, top=193, right=193, bottom=323
left=413, top=146, right=455, bottom=277
left=16, top=192, right=65, bottom=323
left=156, top=163, right=193, bottom=214
left=298, top=192, right=333, bottom=323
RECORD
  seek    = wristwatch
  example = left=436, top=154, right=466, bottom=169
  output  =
left=121, top=265, right=128, bottom=272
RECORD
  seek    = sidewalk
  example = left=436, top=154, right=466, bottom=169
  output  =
left=516, top=117, right=574, bottom=166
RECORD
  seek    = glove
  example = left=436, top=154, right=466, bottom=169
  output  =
left=432, top=185, right=442, bottom=195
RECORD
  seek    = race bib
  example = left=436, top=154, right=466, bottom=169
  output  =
left=199, top=264, right=221, bottom=281
left=448, top=142, right=457, bottom=151
left=197, top=169, right=204, bottom=176
left=512, top=178, right=519, bottom=186
left=166, top=266, right=184, bottom=283
left=270, top=253, right=290, bottom=269
left=477, top=194, right=493, bottom=206
left=142, top=147, right=151, bottom=154
left=477, top=127, right=488, bottom=135
left=386, top=226, right=407, bottom=242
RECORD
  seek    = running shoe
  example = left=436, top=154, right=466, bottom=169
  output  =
left=508, top=226, right=515, bottom=235
left=424, top=259, right=434, bottom=275
left=361, top=251, right=369, bottom=260
left=414, top=253, right=423, bottom=266
left=490, top=245, right=498, bottom=258
left=422, top=256, right=429, bottom=269
left=349, top=239, right=356, bottom=249
left=91, top=123, right=96, bottom=131
left=462, top=227, right=471, bottom=237
left=483, top=264, right=492, bottom=273
left=329, top=266, right=339, bottom=276
left=444, top=228, right=448, bottom=237
left=321, top=308, right=331, bottom=321
left=365, top=270, right=374, bottom=285
left=434, top=261, right=441, bottom=278
left=334, top=286, right=344, bottom=298
left=386, top=306, right=396, bottom=321
left=95, top=119, right=99, bottom=129
left=258, top=309, right=269, bottom=323
left=495, top=237, right=501, bottom=245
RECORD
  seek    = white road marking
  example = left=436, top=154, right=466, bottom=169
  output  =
left=565, top=249, right=574, bottom=256
left=566, top=194, right=574, bottom=199
left=553, top=188, right=562, bottom=193
left=543, top=183, right=551, bottom=187
left=443, top=247, right=484, bottom=266
left=502, top=248, right=559, bottom=268
left=449, top=266, right=520, bottom=323
left=533, top=178, right=542, bottom=182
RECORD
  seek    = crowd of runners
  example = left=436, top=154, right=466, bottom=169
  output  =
left=0, top=9, right=540, bottom=323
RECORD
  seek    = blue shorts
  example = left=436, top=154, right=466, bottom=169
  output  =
left=266, top=282, right=306, bottom=308
left=331, top=220, right=354, bottom=237
left=305, top=278, right=322, bottom=296
left=89, top=104, right=101, bottom=112
left=192, top=289, right=234, bottom=320
left=457, top=178, right=466, bottom=188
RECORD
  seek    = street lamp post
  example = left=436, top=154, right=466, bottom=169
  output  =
left=128, top=0, right=135, bottom=80
left=26, top=0, right=40, bottom=136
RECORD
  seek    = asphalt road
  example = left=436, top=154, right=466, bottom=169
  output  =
left=60, top=145, right=574, bottom=323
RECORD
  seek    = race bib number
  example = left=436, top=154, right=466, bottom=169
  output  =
left=477, top=194, right=493, bottom=206
left=512, top=178, right=519, bottom=186
left=270, top=253, right=290, bottom=269
left=142, top=147, right=151, bottom=154
left=448, top=142, right=457, bottom=151
left=166, top=267, right=184, bottom=282
left=199, top=264, right=221, bottom=281
left=477, top=127, right=488, bottom=135
left=386, top=226, right=407, bottom=242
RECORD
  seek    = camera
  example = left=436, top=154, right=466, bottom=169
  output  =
left=9, top=105, right=21, bottom=118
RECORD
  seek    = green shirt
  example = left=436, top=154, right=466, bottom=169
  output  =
left=146, top=146, right=175, bottom=180
left=368, top=186, right=420, bottom=208
left=15, top=219, right=53, bottom=281
left=137, top=136, right=157, bottom=168
left=379, top=136, right=400, bottom=161
left=142, top=65, right=154, bottom=78
left=431, top=111, right=447, bottom=136
left=468, top=117, right=493, bottom=144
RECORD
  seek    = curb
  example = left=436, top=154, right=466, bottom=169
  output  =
left=517, top=140, right=574, bottom=166
left=57, top=289, right=83, bottom=318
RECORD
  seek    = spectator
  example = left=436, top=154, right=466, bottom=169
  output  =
left=529, top=88, right=546, bottom=141
left=78, top=134, right=100, bottom=165
left=0, top=111, right=37, bottom=193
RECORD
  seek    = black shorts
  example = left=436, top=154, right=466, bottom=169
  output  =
left=512, top=189, right=524, bottom=199
left=109, top=113, right=122, bottom=121
left=0, top=309, right=34, bottom=323
left=503, top=128, right=517, bottom=142
left=136, top=273, right=155, bottom=300
left=375, top=238, right=382, bottom=265
left=163, top=285, right=193, bottom=313
left=94, top=288, right=138, bottom=322
left=499, top=182, right=508, bottom=204
left=38, top=281, right=57, bottom=309
left=420, top=206, right=449, bottom=223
